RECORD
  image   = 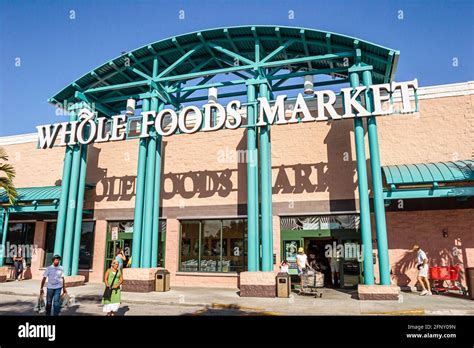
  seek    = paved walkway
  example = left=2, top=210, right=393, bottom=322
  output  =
left=0, top=280, right=473, bottom=316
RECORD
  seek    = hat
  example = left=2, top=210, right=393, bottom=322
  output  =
left=52, top=255, right=62, bottom=261
left=298, top=247, right=304, bottom=253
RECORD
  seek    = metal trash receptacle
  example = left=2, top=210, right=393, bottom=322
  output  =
left=155, top=269, right=170, bottom=292
left=466, top=267, right=474, bottom=300
left=276, top=272, right=291, bottom=298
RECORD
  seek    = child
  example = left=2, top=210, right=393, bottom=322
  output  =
left=280, top=259, right=289, bottom=273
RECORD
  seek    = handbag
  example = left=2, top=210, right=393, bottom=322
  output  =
left=34, top=294, right=46, bottom=313
left=59, top=293, right=71, bottom=308
left=102, top=269, right=119, bottom=301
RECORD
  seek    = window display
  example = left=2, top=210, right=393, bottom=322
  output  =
left=179, top=219, right=246, bottom=273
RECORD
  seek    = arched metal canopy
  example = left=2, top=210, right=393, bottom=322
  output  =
left=49, top=25, right=400, bottom=116
left=383, top=160, right=474, bottom=186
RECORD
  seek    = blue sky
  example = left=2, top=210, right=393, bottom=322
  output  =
left=0, top=0, right=473, bottom=136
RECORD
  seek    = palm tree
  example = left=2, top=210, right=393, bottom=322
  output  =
left=0, top=147, right=17, bottom=204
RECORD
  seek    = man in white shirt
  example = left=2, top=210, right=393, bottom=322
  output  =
left=412, top=244, right=432, bottom=296
left=40, top=255, right=67, bottom=315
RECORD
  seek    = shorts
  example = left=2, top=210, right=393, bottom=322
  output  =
left=418, top=264, right=429, bottom=278
left=298, top=267, right=305, bottom=276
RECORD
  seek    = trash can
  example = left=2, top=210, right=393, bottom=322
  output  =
left=466, top=267, right=474, bottom=300
left=276, top=272, right=291, bottom=298
left=155, top=269, right=170, bottom=292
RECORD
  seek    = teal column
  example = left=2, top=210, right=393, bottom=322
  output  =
left=71, top=140, right=89, bottom=276
left=362, top=69, right=391, bottom=285
left=259, top=82, right=273, bottom=272
left=246, top=84, right=259, bottom=271
left=62, top=142, right=82, bottom=276
left=350, top=71, right=375, bottom=285
left=131, top=99, right=150, bottom=268
left=142, top=97, right=158, bottom=268
left=53, top=112, right=77, bottom=256
left=0, top=210, right=8, bottom=266
left=151, top=102, right=164, bottom=268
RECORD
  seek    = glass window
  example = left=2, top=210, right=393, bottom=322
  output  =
left=43, top=223, right=56, bottom=267
left=180, top=221, right=200, bottom=272
left=222, top=219, right=246, bottom=272
left=200, top=220, right=221, bottom=272
left=42, top=221, right=95, bottom=269
left=179, top=219, right=247, bottom=273
left=79, top=222, right=95, bottom=269
left=5, top=223, right=35, bottom=265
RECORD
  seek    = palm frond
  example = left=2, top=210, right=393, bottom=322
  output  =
left=0, top=163, right=16, bottom=181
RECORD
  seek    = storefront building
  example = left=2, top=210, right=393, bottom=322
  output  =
left=0, top=26, right=472, bottom=292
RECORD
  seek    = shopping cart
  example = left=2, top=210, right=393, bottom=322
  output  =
left=429, top=266, right=467, bottom=295
left=299, top=267, right=323, bottom=298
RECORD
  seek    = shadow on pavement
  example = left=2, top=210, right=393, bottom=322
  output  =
left=181, top=303, right=278, bottom=316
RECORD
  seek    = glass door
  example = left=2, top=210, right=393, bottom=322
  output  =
left=282, top=240, right=300, bottom=275
left=104, top=240, right=124, bottom=271
left=340, top=239, right=361, bottom=288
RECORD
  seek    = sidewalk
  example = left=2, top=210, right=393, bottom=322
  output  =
left=0, top=279, right=473, bottom=315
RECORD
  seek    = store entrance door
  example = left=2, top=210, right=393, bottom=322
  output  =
left=104, top=236, right=133, bottom=271
left=305, top=237, right=335, bottom=287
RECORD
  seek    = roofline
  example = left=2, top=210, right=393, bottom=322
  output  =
left=2, top=80, right=473, bottom=145
left=48, top=25, right=399, bottom=106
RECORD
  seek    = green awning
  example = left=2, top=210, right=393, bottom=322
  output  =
left=382, top=160, right=473, bottom=186
left=382, top=160, right=474, bottom=200
left=0, top=186, right=62, bottom=204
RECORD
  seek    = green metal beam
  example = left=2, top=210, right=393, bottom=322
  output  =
left=197, top=32, right=225, bottom=70
left=157, top=44, right=203, bottom=78
left=53, top=112, right=76, bottom=257
left=71, top=139, right=89, bottom=275
left=363, top=69, right=390, bottom=286
left=172, top=37, right=197, bottom=68
left=300, top=30, right=312, bottom=70
left=142, top=97, right=158, bottom=267
left=127, top=66, right=152, bottom=81
left=5, top=204, right=59, bottom=213
left=246, top=84, right=259, bottom=272
left=84, top=51, right=353, bottom=95
left=350, top=70, right=375, bottom=286
left=151, top=101, right=164, bottom=267
left=261, top=51, right=353, bottom=69
left=131, top=99, right=150, bottom=267
left=74, top=91, right=115, bottom=116
left=207, top=42, right=255, bottom=66
left=384, top=186, right=474, bottom=200
left=260, top=39, right=295, bottom=64
left=61, top=141, right=82, bottom=275
left=259, top=82, right=273, bottom=272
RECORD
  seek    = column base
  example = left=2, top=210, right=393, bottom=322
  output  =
left=239, top=271, right=276, bottom=297
left=122, top=268, right=162, bottom=292
left=64, top=275, right=85, bottom=287
left=358, top=284, right=400, bottom=300
left=0, top=266, right=12, bottom=282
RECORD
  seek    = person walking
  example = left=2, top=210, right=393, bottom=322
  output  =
left=296, top=247, right=310, bottom=294
left=13, top=248, right=24, bottom=281
left=412, top=244, right=432, bottom=296
left=102, top=259, right=123, bottom=316
left=40, top=255, right=67, bottom=316
left=115, top=248, right=126, bottom=270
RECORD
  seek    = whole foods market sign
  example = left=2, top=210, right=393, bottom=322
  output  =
left=37, top=79, right=418, bottom=149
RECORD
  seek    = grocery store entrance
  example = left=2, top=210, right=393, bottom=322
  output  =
left=280, top=214, right=363, bottom=289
